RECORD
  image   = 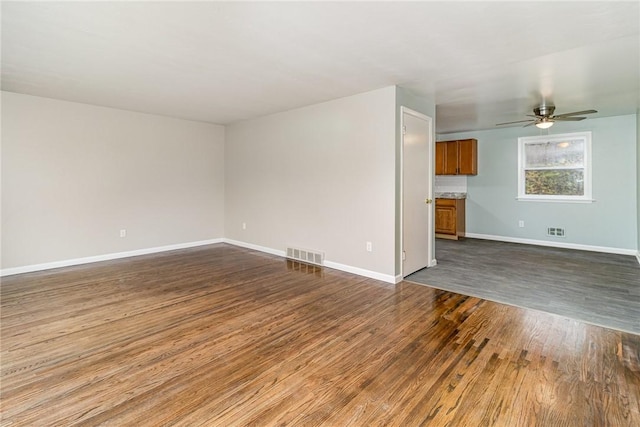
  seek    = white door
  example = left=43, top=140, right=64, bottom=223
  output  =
left=402, top=108, right=433, bottom=276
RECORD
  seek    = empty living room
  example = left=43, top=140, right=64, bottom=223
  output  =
left=2, top=2, right=639, bottom=426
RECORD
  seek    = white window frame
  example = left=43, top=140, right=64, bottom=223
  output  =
left=517, top=131, right=593, bottom=203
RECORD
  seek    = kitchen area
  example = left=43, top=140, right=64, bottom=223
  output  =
left=434, top=139, right=477, bottom=240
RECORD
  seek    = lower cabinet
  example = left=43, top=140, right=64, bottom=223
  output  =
left=435, top=198, right=466, bottom=240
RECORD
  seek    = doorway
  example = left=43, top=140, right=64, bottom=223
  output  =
left=401, top=107, right=434, bottom=277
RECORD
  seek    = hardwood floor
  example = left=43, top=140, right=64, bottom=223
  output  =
left=407, top=238, right=640, bottom=334
left=2, top=243, right=639, bottom=426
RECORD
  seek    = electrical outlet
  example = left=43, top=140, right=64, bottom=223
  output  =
left=518, top=220, right=525, bottom=228
left=242, top=222, right=246, bottom=230
left=366, top=241, right=372, bottom=252
left=120, top=229, right=126, bottom=238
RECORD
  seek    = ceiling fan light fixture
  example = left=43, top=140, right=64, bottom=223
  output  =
left=495, top=105, right=596, bottom=128
left=535, top=120, right=554, bottom=129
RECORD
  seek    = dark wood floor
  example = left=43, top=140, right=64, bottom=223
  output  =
left=408, top=238, right=640, bottom=335
left=1, top=244, right=639, bottom=426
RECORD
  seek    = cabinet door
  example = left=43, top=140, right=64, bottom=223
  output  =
left=435, top=142, right=446, bottom=175
left=457, top=139, right=477, bottom=175
left=435, top=205, right=457, bottom=235
left=444, top=141, right=459, bottom=175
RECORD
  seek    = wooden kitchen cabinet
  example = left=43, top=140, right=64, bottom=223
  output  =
left=435, top=139, right=477, bottom=175
left=435, top=198, right=466, bottom=240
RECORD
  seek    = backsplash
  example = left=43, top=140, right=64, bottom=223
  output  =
left=434, top=175, right=467, bottom=193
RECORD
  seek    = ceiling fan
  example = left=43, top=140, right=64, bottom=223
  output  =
left=496, top=105, right=597, bottom=129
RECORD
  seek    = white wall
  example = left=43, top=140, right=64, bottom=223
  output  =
left=225, top=87, right=397, bottom=279
left=444, top=114, right=637, bottom=252
left=1, top=92, right=225, bottom=270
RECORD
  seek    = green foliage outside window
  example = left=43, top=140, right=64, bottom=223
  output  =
left=525, top=170, right=584, bottom=196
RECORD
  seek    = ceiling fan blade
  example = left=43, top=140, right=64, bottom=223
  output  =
left=553, top=117, right=586, bottom=121
left=526, top=114, right=544, bottom=119
left=553, top=109, right=597, bottom=118
left=523, top=122, right=537, bottom=127
left=496, top=119, right=535, bottom=126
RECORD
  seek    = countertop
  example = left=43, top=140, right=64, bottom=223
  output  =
left=435, top=192, right=467, bottom=199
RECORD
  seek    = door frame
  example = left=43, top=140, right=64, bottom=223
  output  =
left=399, top=106, right=437, bottom=278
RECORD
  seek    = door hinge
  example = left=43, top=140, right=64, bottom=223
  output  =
left=402, top=125, right=406, bottom=135
left=402, top=251, right=406, bottom=261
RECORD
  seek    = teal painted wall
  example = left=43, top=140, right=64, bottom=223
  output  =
left=443, top=114, right=637, bottom=251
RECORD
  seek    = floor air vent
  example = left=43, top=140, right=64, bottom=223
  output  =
left=286, top=247, right=324, bottom=266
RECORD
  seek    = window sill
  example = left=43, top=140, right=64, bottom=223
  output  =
left=516, top=197, right=595, bottom=203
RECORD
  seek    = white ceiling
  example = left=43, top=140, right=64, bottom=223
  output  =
left=2, top=2, right=639, bottom=134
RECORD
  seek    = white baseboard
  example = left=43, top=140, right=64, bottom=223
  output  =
left=222, top=239, right=286, bottom=257
left=0, top=238, right=223, bottom=277
left=223, top=239, right=397, bottom=284
left=1, top=237, right=398, bottom=284
left=323, top=260, right=397, bottom=284
left=636, top=252, right=640, bottom=265
left=465, top=233, right=637, bottom=256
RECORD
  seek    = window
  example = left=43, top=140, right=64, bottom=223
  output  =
left=517, top=132, right=592, bottom=202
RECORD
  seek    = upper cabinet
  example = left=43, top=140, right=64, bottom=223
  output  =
left=435, top=138, right=477, bottom=175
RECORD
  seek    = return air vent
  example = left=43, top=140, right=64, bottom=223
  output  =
left=286, top=246, right=324, bottom=266
left=547, top=227, right=565, bottom=237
